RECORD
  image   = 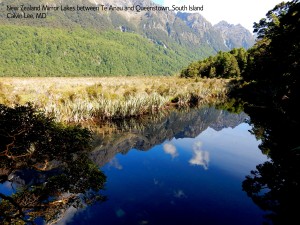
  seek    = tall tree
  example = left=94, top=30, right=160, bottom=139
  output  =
left=243, top=0, right=300, bottom=116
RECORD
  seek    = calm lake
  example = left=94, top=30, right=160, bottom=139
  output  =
left=0, top=106, right=275, bottom=224
left=68, top=107, right=269, bottom=225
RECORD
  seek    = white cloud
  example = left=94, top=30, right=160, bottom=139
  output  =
left=109, top=157, right=123, bottom=170
left=156, top=0, right=283, bottom=32
left=163, top=143, right=179, bottom=158
left=53, top=206, right=80, bottom=225
left=189, top=141, right=209, bottom=169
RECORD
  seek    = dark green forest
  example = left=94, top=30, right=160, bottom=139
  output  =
left=180, top=48, right=248, bottom=79
left=184, top=2, right=300, bottom=223
left=181, top=3, right=300, bottom=222
left=241, top=4, right=300, bottom=222
left=0, top=26, right=213, bottom=76
left=0, top=0, right=217, bottom=76
left=181, top=0, right=300, bottom=118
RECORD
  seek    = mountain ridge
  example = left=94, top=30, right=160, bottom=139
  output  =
left=0, top=0, right=256, bottom=76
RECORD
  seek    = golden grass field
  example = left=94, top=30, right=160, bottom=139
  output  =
left=0, top=76, right=235, bottom=123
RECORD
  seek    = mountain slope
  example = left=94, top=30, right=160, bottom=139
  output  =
left=0, top=26, right=201, bottom=76
left=0, top=0, right=255, bottom=76
left=213, top=21, right=255, bottom=49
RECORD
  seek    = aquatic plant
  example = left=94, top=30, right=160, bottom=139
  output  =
left=0, top=77, right=234, bottom=123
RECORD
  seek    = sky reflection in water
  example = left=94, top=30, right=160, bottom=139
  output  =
left=67, top=121, right=268, bottom=225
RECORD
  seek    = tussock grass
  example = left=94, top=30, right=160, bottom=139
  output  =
left=0, top=76, right=235, bottom=123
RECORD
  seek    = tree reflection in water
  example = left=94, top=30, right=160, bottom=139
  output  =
left=242, top=106, right=300, bottom=225
left=0, top=104, right=106, bottom=225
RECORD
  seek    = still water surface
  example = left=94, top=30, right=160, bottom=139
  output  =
left=0, top=106, right=271, bottom=225
left=65, top=107, right=268, bottom=225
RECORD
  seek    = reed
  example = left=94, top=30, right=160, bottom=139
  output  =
left=0, top=76, right=235, bottom=123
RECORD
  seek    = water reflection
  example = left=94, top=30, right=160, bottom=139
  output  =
left=89, top=107, right=249, bottom=168
left=69, top=107, right=264, bottom=225
left=242, top=106, right=300, bottom=225
left=163, top=143, right=178, bottom=159
left=189, top=141, right=209, bottom=169
left=1, top=104, right=270, bottom=225
left=0, top=105, right=106, bottom=225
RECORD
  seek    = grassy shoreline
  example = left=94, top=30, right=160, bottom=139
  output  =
left=0, top=76, right=235, bottom=123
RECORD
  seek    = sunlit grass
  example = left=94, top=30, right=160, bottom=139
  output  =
left=0, top=76, right=235, bottom=123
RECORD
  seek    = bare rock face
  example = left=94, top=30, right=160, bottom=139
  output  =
left=213, top=21, right=255, bottom=49
left=90, top=0, right=255, bottom=50
left=2, top=0, right=255, bottom=56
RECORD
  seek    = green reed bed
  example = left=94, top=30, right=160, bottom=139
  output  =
left=0, top=77, right=235, bottom=123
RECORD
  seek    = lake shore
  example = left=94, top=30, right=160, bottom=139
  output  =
left=0, top=76, right=236, bottom=123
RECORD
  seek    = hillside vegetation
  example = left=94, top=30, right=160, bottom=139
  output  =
left=180, top=48, right=248, bottom=79
left=0, top=0, right=254, bottom=76
left=181, top=0, right=299, bottom=118
left=0, top=25, right=213, bottom=76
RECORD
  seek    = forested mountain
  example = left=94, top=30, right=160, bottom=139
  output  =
left=181, top=0, right=300, bottom=119
left=0, top=0, right=255, bottom=76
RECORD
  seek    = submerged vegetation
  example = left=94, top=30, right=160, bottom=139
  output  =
left=0, top=77, right=234, bottom=123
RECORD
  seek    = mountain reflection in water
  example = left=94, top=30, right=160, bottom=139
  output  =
left=69, top=106, right=267, bottom=225
left=89, top=107, right=249, bottom=168
left=1, top=105, right=277, bottom=225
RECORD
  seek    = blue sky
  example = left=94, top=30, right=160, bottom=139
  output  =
left=152, top=0, right=284, bottom=32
